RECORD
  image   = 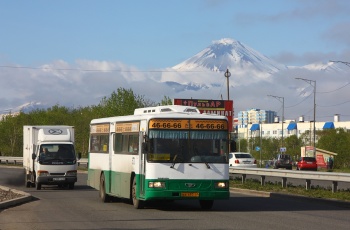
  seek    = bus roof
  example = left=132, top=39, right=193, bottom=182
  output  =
left=134, top=105, right=199, bottom=115
left=90, top=105, right=228, bottom=124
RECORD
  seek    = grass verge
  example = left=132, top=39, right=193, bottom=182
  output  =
left=230, top=177, right=350, bottom=202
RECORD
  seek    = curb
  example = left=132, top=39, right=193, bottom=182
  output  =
left=0, top=185, right=33, bottom=210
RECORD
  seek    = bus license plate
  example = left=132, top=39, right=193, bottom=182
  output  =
left=181, top=192, right=199, bottom=197
left=53, top=178, right=65, bottom=181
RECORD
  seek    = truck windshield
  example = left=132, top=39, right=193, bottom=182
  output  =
left=39, top=144, right=76, bottom=160
left=147, top=130, right=228, bottom=163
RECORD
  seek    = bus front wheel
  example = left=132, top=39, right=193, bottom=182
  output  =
left=99, top=174, right=111, bottom=202
left=132, top=177, right=144, bottom=209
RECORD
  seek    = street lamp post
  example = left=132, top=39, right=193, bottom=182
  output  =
left=224, top=69, right=232, bottom=151
left=268, top=95, right=284, bottom=147
left=224, top=69, right=231, bottom=100
left=295, top=77, right=316, bottom=157
left=259, top=111, right=262, bottom=167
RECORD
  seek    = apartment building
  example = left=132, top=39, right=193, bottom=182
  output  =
left=236, top=114, right=350, bottom=140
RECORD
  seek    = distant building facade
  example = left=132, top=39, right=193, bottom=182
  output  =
left=236, top=115, right=350, bottom=141
left=237, top=108, right=277, bottom=128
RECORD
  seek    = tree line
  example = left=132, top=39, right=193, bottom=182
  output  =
left=234, top=127, right=350, bottom=169
left=1, top=87, right=349, bottom=169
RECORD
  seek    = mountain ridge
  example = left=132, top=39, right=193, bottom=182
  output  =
left=172, top=38, right=288, bottom=74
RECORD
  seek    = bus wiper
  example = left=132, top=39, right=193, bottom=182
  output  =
left=204, top=162, right=210, bottom=169
left=170, top=154, right=184, bottom=168
left=170, top=155, right=178, bottom=168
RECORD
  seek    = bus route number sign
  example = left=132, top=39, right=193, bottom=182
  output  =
left=149, top=120, right=189, bottom=129
left=190, top=120, right=227, bottom=130
left=149, top=119, right=227, bottom=130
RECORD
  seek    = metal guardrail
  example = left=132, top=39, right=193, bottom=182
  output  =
left=0, top=156, right=88, bottom=168
left=1, top=157, right=349, bottom=192
left=230, top=167, right=350, bottom=193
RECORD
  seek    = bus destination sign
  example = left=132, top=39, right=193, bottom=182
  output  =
left=149, top=119, right=189, bottom=130
left=190, top=120, right=227, bottom=130
left=149, top=119, right=227, bottom=130
left=90, top=124, right=110, bottom=134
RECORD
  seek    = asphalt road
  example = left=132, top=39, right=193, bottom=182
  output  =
left=0, top=166, right=350, bottom=230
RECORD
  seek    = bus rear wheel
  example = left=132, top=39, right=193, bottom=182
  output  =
left=132, top=177, right=144, bottom=209
left=199, top=200, right=214, bottom=210
left=99, top=174, right=111, bottom=202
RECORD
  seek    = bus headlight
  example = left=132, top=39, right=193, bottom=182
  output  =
left=215, top=182, right=228, bottom=188
left=148, top=181, right=166, bottom=188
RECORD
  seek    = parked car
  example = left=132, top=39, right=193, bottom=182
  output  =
left=296, top=157, right=317, bottom=171
left=229, top=152, right=257, bottom=168
left=273, top=154, right=292, bottom=170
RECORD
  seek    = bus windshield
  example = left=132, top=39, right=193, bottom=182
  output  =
left=147, top=130, right=228, bottom=163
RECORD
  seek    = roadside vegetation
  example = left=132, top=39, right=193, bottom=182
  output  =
left=230, top=177, right=350, bottom=202
left=0, top=86, right=350, bottom=169
left=0, top=88, right=171, bottom=158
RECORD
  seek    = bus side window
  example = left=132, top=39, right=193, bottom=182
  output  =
left=114, top=133, right=122, bottom=153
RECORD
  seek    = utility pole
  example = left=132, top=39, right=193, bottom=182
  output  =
left=268, top=95, right=284, bottom=147
left=295, top=77, right=316, bottom=157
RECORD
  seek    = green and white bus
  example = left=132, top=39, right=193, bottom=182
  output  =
left=87, top=105, right=230, bottom=209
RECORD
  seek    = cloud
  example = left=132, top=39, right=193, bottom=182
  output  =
left=1, top=59, right=350, bottom=122
left=322, top=22, right=350, bottom=47
left=255, top=0, right=350, bottom=22
left=271, top=51, right=341, bottom=66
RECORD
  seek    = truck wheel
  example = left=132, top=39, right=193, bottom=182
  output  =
left=99, top=175, right=110, bottom=202
left=132, top=177, right=144, bottom=209
left=31, top=173, right=36, bottom=187
left=25, top=174, right=31, bottom=188
left=36, top=182, right=42, bottom=190
left=199, top=200, right=214, bottom=210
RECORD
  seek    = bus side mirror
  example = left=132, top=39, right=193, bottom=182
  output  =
left=32, top=153, right=36, bottom=160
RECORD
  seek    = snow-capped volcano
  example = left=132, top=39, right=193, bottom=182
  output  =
left=172, top=38, right=287, bottom=74
left=162, top=38, right=288, bottom=90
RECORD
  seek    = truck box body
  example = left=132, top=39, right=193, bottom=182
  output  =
left=23, top=125, right=78, bottom=190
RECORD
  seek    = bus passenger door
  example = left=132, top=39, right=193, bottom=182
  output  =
left=110, top=133, right=121, bottom=196
left=139, top=131, right=146, bottom=196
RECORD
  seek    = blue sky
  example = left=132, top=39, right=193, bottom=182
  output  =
left=1, top=0, right=350, bottom=69
left=1, top=0, right=350, bottom=121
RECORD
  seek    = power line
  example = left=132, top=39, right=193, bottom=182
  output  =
left=285, top=92, right=313, bottom=109
left=318, top=100, right=350, bottom=107
left=0, top=65, right=204, bottom=73
left=317, top=82, right=350, bottom=94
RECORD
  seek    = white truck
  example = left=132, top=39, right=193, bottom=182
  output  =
left=23, top=125, right=81, bottom=190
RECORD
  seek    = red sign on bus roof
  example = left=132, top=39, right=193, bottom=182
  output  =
left=173, top=99, right=234, bottom=132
